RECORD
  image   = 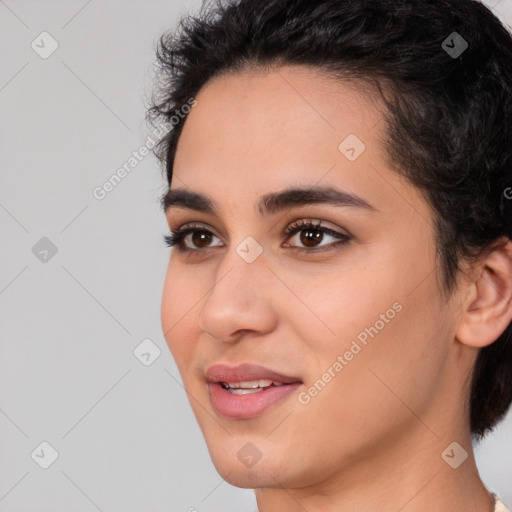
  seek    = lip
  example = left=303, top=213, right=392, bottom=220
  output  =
left=205, top=363, right=302, bottom=384
left=205, top=363, right=303, bottom=419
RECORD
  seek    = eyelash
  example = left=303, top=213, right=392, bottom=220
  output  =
left=163, top=219, right=350, bottom=254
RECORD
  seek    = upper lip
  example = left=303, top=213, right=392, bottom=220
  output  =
left=205, top=363, right=302, bottom=384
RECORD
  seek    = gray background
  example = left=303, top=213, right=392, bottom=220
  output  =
left=0, top=1, right=510, bottom=510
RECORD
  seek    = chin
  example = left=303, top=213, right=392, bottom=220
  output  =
left=221, top=467, right=273, bottom=489
left=207, top=440, right=312, bottom=490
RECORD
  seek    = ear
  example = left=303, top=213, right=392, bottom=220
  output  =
left=456, top=238, right=512, bottom=348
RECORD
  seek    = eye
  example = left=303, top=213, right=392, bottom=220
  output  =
left=283, top=219, right=350, bottom=251
left=163, top=219, right=351, bottom=254
left=163, top=224, right=223, bottom=252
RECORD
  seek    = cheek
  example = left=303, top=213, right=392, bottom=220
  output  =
left=289, top=247, right=450, bottom=424
left=160, top=259, right=202, bottom=369
left=318, top=286, right=448, bottom=434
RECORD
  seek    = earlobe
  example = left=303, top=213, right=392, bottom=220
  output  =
left=456, top=238, right=512, bottom=349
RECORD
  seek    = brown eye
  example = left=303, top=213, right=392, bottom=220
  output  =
left=284, top=220, right=350, bottom=251
left=164, top=225, right=223, bottom=251
left=191, top=230, right=213, bottom=248
left=300, top=228, right=324, bottom=248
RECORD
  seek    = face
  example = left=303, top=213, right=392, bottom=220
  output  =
left=161, top=66, right=464, bottom=489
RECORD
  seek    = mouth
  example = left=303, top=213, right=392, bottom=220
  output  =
left=205, top=363, right=302, bottom=419
left=218, top=379, right=288, bottom=394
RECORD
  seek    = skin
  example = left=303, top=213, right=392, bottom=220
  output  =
left=161, top=65, right=512, bottom=512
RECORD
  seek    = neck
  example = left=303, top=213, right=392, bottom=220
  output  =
left=254, top=423, right=494, bottom=512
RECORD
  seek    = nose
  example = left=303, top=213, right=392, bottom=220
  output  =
left=198, top=244, right=278, bottom=343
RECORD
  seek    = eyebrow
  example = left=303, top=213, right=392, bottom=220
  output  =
left=161, top=185, right=376, bottom=217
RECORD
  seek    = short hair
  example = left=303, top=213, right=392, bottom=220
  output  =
left=147, top=0, right=512, bottom=438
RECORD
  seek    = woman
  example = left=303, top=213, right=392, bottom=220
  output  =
left=148, top=0, right=512, bottom=510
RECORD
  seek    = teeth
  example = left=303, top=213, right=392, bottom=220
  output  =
left=224, top=379, right=273, bottom=389
left=221, top=379, right=286, bottom=389
left=226, top=388, right=266, bottom=395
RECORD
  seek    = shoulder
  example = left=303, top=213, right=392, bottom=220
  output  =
left=492, top=495, right=511, bottom=512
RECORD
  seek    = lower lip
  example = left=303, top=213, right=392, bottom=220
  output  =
left=207, top=382, right=301, bottom=419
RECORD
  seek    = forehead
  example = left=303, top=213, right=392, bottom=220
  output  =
left=178, top=65, right=382, bottom=145
left=175, top=67, right=382, bottom=172
left=170, top=65, right=428, bottom=222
